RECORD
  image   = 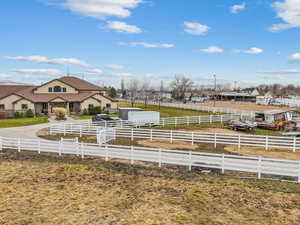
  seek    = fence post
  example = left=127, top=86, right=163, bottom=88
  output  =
left=131, top=128, right=134, bottom=141
left=188, top=151, right=192, bottom=171
left=238, top=135, right=241, bottom=150
left=198, top=116, right=201, bottom=124
left=49, top=125, right=52, bottom=135
left=257, top=156, right=262, bottom=179
left=63, top=124, right=66, bottom=136
left=158, top=148, right=162, bottom=168
left=105, top=121, right=107, bottom=128
left=293, top=136, right=296, bottom=152
left=105, top=145, right=109, bottom=161
left=187, top=117, right=189, bottom=126
left=214, top=133, right=217, bottom=148
left=59, top=140, right=62, bottom=156
left=170, top=130, right=173, bottom=143
left=38, top=140, right=41, bottom=154
left=210, top=115, right=212, bottom=124
left=220, top=115, right=223, bottom=123
left=81, top=143, right=84, bottom=159
left=265, top=136, right=269, bottom=150
left=221, top=154, right=225, bottom=174
left=0, top=137, right=2, bottom=151
left=150, top=129, right=153, bottom=141
left=17, top=138, right=21, bottom=152
left=80, top=126, right=82, bottom=138
left=175, top=118, right=177, bottom=127
left=131, top=146, right=134, bottom=165
left=192, top=132, right=194, bottom=145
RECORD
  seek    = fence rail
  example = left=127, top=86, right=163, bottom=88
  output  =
left=0, top=136, right=299, bottom=182
left=60, top=114, right=241, bottom=131
left=119, top=99, right=256, bottom=117
left=50, top=125, right=300, bottom=152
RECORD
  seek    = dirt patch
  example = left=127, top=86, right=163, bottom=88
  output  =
left=225, top=145, right=300, bottom=160
left=192, top=101, right=293, bottom=111
left=137, top=139, right=198, bottom=150
left=1, top=150, right=300, bottom=225
left=201, top=128, right=243, bottom=134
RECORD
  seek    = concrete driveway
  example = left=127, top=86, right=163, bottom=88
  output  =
left=0, top=117, right=85, bottom=139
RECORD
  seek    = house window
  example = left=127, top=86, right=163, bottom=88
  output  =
left=21, top=104, right=28, bottom=110
left=106, top=104, right=111, bottom=109
left=62, top=87, right=67, bottom=92
left=48, top=87, right=53, bottom=92
left=88, top=104, right=94, bottom=109
left=53, top=86, right=62, bottom=92
left=0, top=104, right=5, bottom=110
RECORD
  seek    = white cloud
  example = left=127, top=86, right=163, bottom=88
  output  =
left=268, top=0, right=300, bottom=32
left=119, top=42, right=174, bottom=48
left=111, top=72, right=132, bottom=77
left=106, top=21, right=141, bottom=33
left=13, top=69, right=62, bottom=75
left=0, top=74, right=11, bottom=79
left=7, top=55, right=90, bottom=67
left=106, top=64, right=124, bottom=70
left=196, top=46, right=224, bottom=53
left=257, top=69, right=300, bottom=74
left=87, top=68, right=103, bottom=74
left=61, top=0, right=143, bottom=19
left=184, top=22, right=209, bottom=35
left=234, top=47, right=264, bottom=54
left=288, top=53, right=300, bottom=62
left=230, top=2, right=246, bottom=14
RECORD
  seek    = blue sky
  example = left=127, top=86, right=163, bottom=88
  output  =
left=1, top=0, right=300, bottom=88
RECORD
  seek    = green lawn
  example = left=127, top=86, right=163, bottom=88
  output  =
left=73, top=115, right=93, bottom=120
left=118, top=102, right=217, bottom=117
left=0, top=117, right=49, bottom=128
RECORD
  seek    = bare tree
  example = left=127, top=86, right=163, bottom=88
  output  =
left=127, top=79, right=140, bottom=107
left=159, top=80, right=164, bottom=109
left=141, top=79, right=152, bottom=108
left=121, top=79, right=126, bottom=98
left=170, top=75, right=193, bottom=101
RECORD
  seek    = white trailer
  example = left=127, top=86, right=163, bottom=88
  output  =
left=128, top=111, right=160, bottom=126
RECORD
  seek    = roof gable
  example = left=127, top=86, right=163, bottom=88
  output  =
left=57, top=76, right=104, bottom=91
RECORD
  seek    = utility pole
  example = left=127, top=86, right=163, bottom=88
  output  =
left=213, top=74, right=217, bottom=107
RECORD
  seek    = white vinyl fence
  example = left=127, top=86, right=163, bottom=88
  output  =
left=120, top=99, right=256, bottom=117
left=54, top=114, right=241, bottom=134
left=0, top=136, right=299, bottom=182
left=97, top=128, right=116, bottom=144
left=50, top=125, right=300, bottom=152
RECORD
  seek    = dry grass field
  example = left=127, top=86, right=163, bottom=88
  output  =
left=1, top=149, right=300, bottom=225
left=193, top=101, right=293, bottom=111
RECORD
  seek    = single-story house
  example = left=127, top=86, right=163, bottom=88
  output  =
left=0, top=76, right=117, bottom=116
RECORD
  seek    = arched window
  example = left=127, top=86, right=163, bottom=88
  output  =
left=53, top=86, right=62, bottom=92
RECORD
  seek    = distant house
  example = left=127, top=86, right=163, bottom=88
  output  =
left=216, top=88, right=260, bottom=102
left=0, top=76, right=117, bottom=116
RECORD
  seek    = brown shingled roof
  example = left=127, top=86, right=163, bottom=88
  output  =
left=57, top=76, right=105, bottom=91
left=0, top=85, right=35, bottom=100
left=15, top=87, right=98, bottom=103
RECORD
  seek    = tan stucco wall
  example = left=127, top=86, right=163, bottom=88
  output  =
left=14, top=99, right=35, bottom=112
left=34, top=80, right=78, bottom=94
left=51, top=98, right=65, bottom=103
left=93, top=94, right=117, bottom=109
left=0, top=94, right=22, bottom=110
left=80, top=98, right=101, bottom=111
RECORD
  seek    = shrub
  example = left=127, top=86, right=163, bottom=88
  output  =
left=53, top=107, right=67, bottom=120
left=82, top=108, right=89, bottom=115
left=14, top=111, right=23, bottom=118
left=26, top=109, right=35, bottom=118
left=88, top=106, right=102, bottom=115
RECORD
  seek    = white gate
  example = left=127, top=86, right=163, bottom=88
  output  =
left=96, top=128, right=116, bottom=144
